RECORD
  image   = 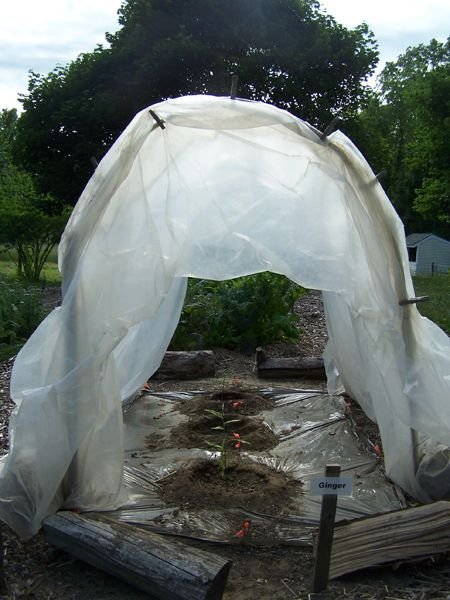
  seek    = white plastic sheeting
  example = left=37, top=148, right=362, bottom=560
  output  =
left=2, top=95, right=449, bottom=538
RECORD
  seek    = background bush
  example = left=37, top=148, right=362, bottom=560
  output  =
left=0, top=275, right=45, bottom=360
left=170, top=273, right=305, bottom=353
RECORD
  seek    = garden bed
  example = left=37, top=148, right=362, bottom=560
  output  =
left=0, top=291, right=449, bottom=599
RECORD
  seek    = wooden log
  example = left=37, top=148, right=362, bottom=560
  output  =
left=314, top=501, right=450, bottom=580
left=151, top=350, right=216, bottom=380
left=255, top=347, right=325, bottom=380
left=43, top=511, right=231, bottom=600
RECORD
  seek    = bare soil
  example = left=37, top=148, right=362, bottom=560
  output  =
left=0, top=290, right=450, bottom=599
left=156, top=390, right=299, bottom=524
left=159, top=458, right=301, bottom=516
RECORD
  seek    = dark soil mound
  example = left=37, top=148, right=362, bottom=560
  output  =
left=159, top=458, right=302, bottom=516
left=180, top=390, right=275, bottom=417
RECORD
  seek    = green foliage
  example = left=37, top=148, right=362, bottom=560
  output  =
left=14, top=0, right=378, bottom=205
left=0, top=192, right=69, bottom=281
left=0, top=275, right=45, bottom=360
left=0, top=247, right=62, bottom=284
left=204, top=401, right=248, bottom=489
left=413, top=274, right=450, bottom=334
left=414, top=176, right=450, bottom=226
left=346, top=38, right=450, bottom=235
left=170, top=273, right=305, bottom=352
left=0, top=107, right=70, bottom=281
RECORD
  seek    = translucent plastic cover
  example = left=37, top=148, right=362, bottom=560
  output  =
left=2, top=95, right=449, bottom=538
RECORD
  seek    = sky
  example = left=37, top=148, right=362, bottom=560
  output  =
left=1, top=0, right=449, bottom=111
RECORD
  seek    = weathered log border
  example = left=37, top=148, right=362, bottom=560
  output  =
left=44, top=511, right=231, bottom=600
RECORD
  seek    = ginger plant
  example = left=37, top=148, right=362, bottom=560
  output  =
left=204, top=402, right=248, bottom=490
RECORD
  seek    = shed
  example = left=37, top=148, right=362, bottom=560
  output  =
left=406, top=233, right=450, bottom=275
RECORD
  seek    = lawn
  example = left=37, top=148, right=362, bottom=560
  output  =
left=0, top=246, right=61, bottom=284
left=413, top=273, right=450, bottom=334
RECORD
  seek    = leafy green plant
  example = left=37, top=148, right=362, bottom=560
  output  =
left=0, top=195, right=69, bottom=282
left=0, top=275, right=45, bottom=360
left=0, top=245, right=62, bottom=284
left=171, top=273, right=305, bottom=352
left=0, top=108, right=69, bottom=282
left=204, top=402, right=248, bottom=490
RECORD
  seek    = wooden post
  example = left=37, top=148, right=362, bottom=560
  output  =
left=312, top=464, right=341, bottom=593
left=320, top=117, right=339, bottom=141
left=149, top=109, right=166, bottom=130
left=398, top=295, right=429, bottom=306
left=230, top=74, right=239, bottom=99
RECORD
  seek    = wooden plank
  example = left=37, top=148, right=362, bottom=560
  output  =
left=43, top=511, right=231, bottom=600
left=312, top=465, right=341, bottom=593
left=317, top=501, right=450, bottom=579
left=152, top=351, right=216, bottom=380
left=256, top=348, right=325, bottom=380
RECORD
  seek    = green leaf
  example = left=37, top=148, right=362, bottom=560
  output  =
left=204, top=409, right=223, bottom=418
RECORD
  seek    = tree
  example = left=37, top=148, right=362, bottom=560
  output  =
left=0, top=109, right=69, bottom=280
left=346, top=38, right=450, bottom=235
left=15, top=0, right=378, bottom=205
left=0, top=164, right=69, bottom=281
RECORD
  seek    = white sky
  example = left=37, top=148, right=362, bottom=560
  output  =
left=1, top=0, right=449, bottom=111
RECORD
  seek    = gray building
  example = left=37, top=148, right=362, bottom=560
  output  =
left=406, top=233, right=450, bottom=275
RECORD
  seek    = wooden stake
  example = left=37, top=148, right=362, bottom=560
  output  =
left=399, top=296, right=429, bottom=306
left=149, top=110, right=166, bottom=130
left=319, top=117, right=339, bottom=141
left=230, top=74, right=239, bottom=99
left=312, top=464, right=341, bottom=593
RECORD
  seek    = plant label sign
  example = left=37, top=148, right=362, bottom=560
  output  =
left=310, top=476, right=353, bottom=496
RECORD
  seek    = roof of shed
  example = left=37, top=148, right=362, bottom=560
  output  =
left=405, top=233, right=450, bottom=247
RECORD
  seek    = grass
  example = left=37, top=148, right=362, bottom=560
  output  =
left=0, top=261, right=61, bottom=284
left=0, top=246, right=61, bottom=285
left=413, top=273, right=450, bottom=334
